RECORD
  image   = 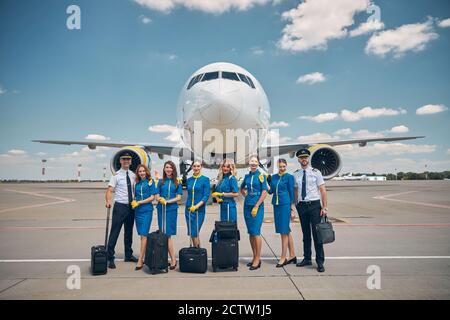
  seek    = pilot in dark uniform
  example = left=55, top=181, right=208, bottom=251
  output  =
left=293, top=148, right=329, bottom=273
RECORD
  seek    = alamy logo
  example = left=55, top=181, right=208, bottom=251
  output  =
left=66, top=5, right=81, bottom=30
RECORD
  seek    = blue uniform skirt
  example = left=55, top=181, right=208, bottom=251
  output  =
left=274, top=204, right=291, bottom=234
left=185, top=206, right=205, bottom=237
left=219, top=202, right=237, bottom=222
left=157, top=205, right=178, bottom=236
left=134, top=206, right=153, bottom=236
left=243, top=204, right=264, bottom=236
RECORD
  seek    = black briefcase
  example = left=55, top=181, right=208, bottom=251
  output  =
left=90, top=207, right=111, bottom=275
left=315, top=216, right=335, bottom=244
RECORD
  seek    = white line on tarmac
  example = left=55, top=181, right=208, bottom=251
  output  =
left=0, top=189, right=76, bottom=213
left=373, top=191, right=450, bottom=209
left=1, top=256, right=450, bottom=263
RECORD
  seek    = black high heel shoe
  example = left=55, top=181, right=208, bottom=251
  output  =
left=275, top=259, right=287, bottom=268
left=169, top=262, right=177, bottom=270
left=135, top=265, right=143, bottom=271
left=249, top=261, right=261, bottom=270
left=286, top=257, right=297, bottom=265
left=246, top=262, right=253, bottom=267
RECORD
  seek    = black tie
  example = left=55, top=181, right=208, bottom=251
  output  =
left=301, top=169, right=306, bottom=200
left=126, top=171, right=133, bottom=204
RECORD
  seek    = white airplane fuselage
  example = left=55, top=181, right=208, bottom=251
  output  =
left=176, top=62, right=270, bottom=166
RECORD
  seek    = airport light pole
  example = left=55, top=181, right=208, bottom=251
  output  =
left=41, top=159, right=47, bottom=182
left=103, top=167, right=106, bottom=182
left=77, top=164, right=82, bottom=182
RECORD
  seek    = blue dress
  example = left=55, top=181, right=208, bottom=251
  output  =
left=240, top=170, right=268, bottom=236
left=156, top=178, right=183, bottom=236
left=134, top=178, right=157, bottom=236
left=185, top=175, right=210, bottom=237
left=268, top=173, right=295, bottom=234
left=215, top=173, right=239, bottom=222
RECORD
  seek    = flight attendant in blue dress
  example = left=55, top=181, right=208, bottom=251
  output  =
left=185, top=160, right=210, bottom=248
left=268, top=158, right=297, bottom=268
left=156, top=160, right=183, bottom=270
left=131, top=164, right=157, bottom=270
left=211, top=158, right=239, bottom=222
left=240, top=155, right=268, bottom=270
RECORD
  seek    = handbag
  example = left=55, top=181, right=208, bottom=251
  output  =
left=315, top=216, right=335, bottom=244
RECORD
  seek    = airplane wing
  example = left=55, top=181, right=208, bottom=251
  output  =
left=258, top=135, right=425, bottom=157
left=32, top=140, right=189, bottom=157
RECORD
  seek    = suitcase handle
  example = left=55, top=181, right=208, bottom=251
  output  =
left=104, top=207, right=111, bottom=247
left=187, top=209, right=199, bottom=248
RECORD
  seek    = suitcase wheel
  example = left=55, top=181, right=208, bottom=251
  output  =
left=233, top=267, right=238, bottom=271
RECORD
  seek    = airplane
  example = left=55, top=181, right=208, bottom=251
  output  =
left=33, top=62, right=424, bottom=184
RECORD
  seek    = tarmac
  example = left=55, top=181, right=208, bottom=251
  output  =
left=0, top=180, right=449, bottom=300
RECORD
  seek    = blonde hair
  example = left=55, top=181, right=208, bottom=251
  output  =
left=135, top=164, right=152, bottom=183
left=217, top=158, right=237, bottom=182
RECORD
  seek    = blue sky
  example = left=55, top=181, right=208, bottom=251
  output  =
left=0, top=0, right=449, bottom=179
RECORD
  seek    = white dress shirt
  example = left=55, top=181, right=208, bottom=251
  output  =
left=108, top=168, right=136, bottom=204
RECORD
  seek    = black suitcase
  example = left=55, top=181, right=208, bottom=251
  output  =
left=145, top=204, right=169, bottom=274
left=210, top=203, right=239, bottom=272
left=179, top=209, right=207, bottom=273
left=90, top=207, right=111, bottom=275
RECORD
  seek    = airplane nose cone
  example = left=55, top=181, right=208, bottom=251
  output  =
left=198, top=80, right=243, bottom=126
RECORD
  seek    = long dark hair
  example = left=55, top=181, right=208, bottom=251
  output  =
left=162, top=160, right=179, bottom=187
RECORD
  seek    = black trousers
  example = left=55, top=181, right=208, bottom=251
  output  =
left=296, top=200, right=325, bottom=265
left=107, top=202, right=135, bottom=261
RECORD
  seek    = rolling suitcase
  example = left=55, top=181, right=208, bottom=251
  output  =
left=210, top=203, right=239, bottom=272
left=90, top=207, right=111, bottom=276
left=179, top=209, right=207, bottom=273
left=145, top=204, right=169, bottom=274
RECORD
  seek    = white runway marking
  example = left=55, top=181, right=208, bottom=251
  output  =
left=0, top=189, right=76, bottom=213
left=373, top=191, right=450, bottom=209
left=1, top=256, right=449, bottom=263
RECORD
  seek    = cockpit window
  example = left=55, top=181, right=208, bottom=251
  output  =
left=237, top=73, right=255, bottom=89
left=201, top=71, right=219, bottom=82
left=187, top=73, right=204, bottom=90
left=222, top=71, right=240, bottom=82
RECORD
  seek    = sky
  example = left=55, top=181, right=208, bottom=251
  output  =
left=0, top=0, right=449, bottom=180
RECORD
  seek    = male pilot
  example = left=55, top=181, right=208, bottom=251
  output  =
left=105, top=152, right=138, bottom=269
left=293, top=148, right=328, bottom=273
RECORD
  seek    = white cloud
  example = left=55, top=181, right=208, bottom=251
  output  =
left=134, top=0, right=274, bottom=14
left=334, top=128, right=352, bottom=136
left=389, top=125, right=409, bottom=133
left=340, top=106, right=407, bottom=122
left=416, top=104, right=448, bottom=115
left=301, top=107, right=406, bottom=123
left=300, top=112, right=338, bottom=123
left=447, top=148, right=450, bottom=155
left=0, top=84, right=6, bottom=95
left=349, top=19, right=384, bottom=37
left=36, top=152, right=47, bottom=156
left=297, top=133, right=338, bottom=143
left=85, top=134, right=110, bottom=141
left=148, top=124, right=181, bottom=143
left=168, top=54, right=177, bottom=60
left=269, top=121, right=289, bottom=128
left=139, top=14, right=152, bottom=24
left=251, top=47, right=264, bottom=55
left=438, top=18, right=450, bottom=28
left=350, top=129, right=384, bottom=139
left=296, top=72, right=326, bottom=84
left=278, top=0, right=369, bottom=52
left=7, top=149, right=27, bottom=156
left=365, top=18, right=438, bottom=58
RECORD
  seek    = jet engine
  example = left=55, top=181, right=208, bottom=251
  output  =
left=110, top=146, right=151, bottom=175
left=307, top=144, right=342, bottom=180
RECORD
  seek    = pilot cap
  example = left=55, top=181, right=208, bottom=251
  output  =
left=120, top=152, right=132, bottom=160
left=296, top=148, right=310, bottom=158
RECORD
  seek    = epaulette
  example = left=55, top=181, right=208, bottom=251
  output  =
left=177, top=177, right=183, bottom=183
left=148, top=178, right=153, bottom=186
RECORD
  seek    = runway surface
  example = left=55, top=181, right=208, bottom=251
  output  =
left=0, top=180, right=449, bottom=299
